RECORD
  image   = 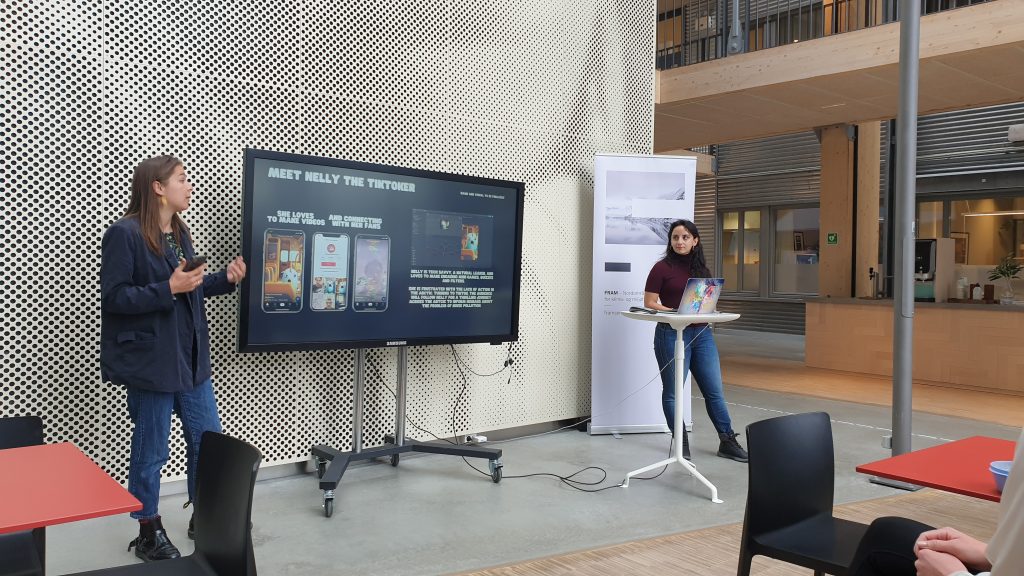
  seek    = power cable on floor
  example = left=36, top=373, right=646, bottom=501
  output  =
left=446, top=341, right=688, bottom=491
left=366, top=325, right=709, bottom=491
left=484, top=324, right=712, bottom=446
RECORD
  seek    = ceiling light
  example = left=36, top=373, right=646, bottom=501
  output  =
left=963, top=210, right=1024, bottom=217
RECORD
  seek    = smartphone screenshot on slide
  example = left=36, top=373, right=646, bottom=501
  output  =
left=262, top=229, right=305, bottom=312
left=311, top=233, right=350, bottom=311
left=411, top=209, right=493, bottom=268
left=353, top=235, right=390, bottom=312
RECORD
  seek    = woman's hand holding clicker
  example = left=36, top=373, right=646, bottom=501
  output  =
left=169, top=259, right=206, bottom=294
left=226, top=255, right=247, bottom=284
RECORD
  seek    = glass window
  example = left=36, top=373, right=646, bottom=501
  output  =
left=774, top=207, right=820, bottom=294
left=720, top=210, right=761, bottom=293
left=950, top=197, right=1024, bottom=266
left=743, top=210, right=761, bottom=292
left=917, top=201, right=943, bottom=240
left=722, top=211, right=740, bottom=291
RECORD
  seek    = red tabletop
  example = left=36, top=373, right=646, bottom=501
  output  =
left=0, top=442, right=141, bottom=534
left=856, top=436, right=1016, bottom=502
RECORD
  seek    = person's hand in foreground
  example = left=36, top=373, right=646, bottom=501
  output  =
left=914, top=527, right=990, bottom=574
left=915, top=548, right=969, bottom=576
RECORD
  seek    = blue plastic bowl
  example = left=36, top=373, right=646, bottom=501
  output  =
left=990, top=460, right=1012, bottom=493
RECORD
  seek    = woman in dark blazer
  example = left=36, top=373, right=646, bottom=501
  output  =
left=100, top=155, right=246, bottom=562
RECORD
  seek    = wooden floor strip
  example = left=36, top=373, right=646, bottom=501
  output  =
left=455, top=490, right=999, bottom=576
left=719, top=355, right=1024, bottom=428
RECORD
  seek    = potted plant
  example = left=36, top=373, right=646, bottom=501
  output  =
left=988, top=253, right=1022, bottom=303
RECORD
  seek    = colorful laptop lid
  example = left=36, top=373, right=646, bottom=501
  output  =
left=676, top=278, right=724, bottom=314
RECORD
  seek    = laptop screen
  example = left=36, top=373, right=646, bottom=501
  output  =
left=677, top=278, right=724, bottom=314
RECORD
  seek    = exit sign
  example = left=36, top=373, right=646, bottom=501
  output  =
left=827, top=232, right=839, bottom=245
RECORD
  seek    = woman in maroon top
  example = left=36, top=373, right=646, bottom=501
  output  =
left=643, top=219, right=748, bottom=462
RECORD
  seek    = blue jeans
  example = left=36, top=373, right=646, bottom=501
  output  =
left=126, top=379, right=222, bottom=519
left=653, top=323, right=734, bottom=436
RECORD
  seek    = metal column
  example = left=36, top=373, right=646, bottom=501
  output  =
left=891, top=0, right=921, bottom=458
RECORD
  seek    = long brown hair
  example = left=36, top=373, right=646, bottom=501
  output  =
left=662, top=219, right=711, bottom=278
left=125, top=155, right=189, bottom=256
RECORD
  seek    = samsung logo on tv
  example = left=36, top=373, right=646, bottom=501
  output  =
left=386, top=340, right=407, bottom=346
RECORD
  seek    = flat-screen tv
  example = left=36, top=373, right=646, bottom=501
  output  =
left=238, top=148, right=525, bottom=352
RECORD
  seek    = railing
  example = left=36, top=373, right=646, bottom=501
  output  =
left=657, top=0, right=727, bottom=68
left=656, top=0, right=992, bottom=70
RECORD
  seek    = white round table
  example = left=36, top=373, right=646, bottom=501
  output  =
left=618, top=311, right=740, bottom=503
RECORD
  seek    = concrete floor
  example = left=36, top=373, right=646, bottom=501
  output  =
left=46, top=331, right=1019, bottom=575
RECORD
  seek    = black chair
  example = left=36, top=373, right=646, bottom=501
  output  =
left=0, top=416, right=46, bottom=576
left=737, top=412, right=869, bottom=576
left=72, top=431, right=262, bottom=576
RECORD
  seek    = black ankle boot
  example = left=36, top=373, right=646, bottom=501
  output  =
left=717, top=432, right=749, bottom=463
left=128, top=516, right=181, bottom=562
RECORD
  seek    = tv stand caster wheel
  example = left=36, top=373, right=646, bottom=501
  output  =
left=489, top=459, right=503, bottom=483
left=390, top=453, right=400, bottom=467
left=323, top=490, right=335, bottom=518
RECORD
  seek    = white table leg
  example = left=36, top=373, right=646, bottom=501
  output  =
left=622, top=324, right=722, bottom=503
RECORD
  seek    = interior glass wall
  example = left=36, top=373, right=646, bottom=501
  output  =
left=722, top=205, right=825, bottom=296
left=743, top=210, right=761, bottom=291
left=948, top=196, right=1024, bottom=266
left=721, top=210, right=763, bottom=292
left=917, top=201, right=943, bottom=240
left=774, top=206, right=820, bottom=294
left=722, top=211, right=740, bottom=290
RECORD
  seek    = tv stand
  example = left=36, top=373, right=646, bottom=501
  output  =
left=310, top=347, right=503, bottom=518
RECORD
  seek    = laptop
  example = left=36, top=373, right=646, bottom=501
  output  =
left=675, top=278, right=725, bottom=314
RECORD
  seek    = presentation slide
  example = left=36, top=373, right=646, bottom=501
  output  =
left=239, top=149, right=524, bottom=352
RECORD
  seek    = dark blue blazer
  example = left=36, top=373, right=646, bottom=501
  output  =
left=100, top=217, right=235, bottom=393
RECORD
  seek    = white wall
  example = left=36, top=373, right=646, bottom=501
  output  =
left=3, top=1, right=655, bottom=482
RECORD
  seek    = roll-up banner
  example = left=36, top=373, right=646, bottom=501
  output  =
left=590, top=154, right=697, bottom=435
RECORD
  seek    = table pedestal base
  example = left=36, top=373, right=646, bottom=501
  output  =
left=869, top=476, right=923, bottom=492
left=622, top=453, right=723, bottom=503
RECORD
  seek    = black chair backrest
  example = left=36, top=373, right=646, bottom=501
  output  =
left=744, top=411, right=835, bottom=537
left=193, top=431, right=262, bottom=576
left=0, top=416, right=44, bottom=449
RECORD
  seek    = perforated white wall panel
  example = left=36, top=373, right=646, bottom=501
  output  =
left=3, top=1, right=655, bottom=483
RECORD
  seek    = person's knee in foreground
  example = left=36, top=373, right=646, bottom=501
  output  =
left=643, top=219, right=747, bottom=462
left=857, top=518, right=1002, bottom=576
left=100, top=155, right=246, bottom=561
